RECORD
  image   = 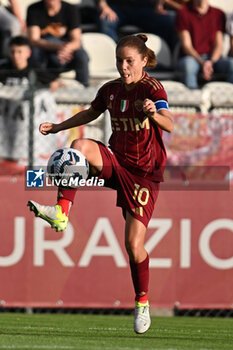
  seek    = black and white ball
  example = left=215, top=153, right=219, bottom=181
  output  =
left=47, top=147, right=89, bottom=188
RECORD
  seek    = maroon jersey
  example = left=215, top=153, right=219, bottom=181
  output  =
left=91, top=72, right=168, bottom=181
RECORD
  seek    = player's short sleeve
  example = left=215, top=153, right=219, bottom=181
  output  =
left=149, top=79, right=168, bottom=101
left=91, top=85, right=108, bottom=113
left=148, top=79, right=169, bottom=111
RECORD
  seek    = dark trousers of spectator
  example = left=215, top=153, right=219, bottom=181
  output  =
left=99, top=5, right=178, bottom=52
left=30, top=46, right=90, bottom=87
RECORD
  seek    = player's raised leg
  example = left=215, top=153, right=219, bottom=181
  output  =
left=71, top=138, right=103, bottom=175
left=125, top=212, right=151, bottom=334
left=56, top=138, right=103, bottom=215
left=27, top=139, right=103, bottom=231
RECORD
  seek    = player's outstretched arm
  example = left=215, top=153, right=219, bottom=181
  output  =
left=39, top=107, right=101, bottom=135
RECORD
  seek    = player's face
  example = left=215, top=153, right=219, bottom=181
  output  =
left=10, top=45, right=31, bottom=70
left=116, top=46, right=148, bottom=88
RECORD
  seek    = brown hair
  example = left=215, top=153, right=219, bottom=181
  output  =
left=116, top=34, right=157, bottom=68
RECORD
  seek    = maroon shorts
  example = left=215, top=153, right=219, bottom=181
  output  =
left=97, top=142, right=160, bottom=227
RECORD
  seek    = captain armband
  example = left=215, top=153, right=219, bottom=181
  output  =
left=154, top=100, right=169, bottom=112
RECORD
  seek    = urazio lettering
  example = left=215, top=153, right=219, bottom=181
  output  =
left=0, top=218, right=232, bottom=269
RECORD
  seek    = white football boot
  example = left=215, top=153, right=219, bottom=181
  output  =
left=27, top=200, right=68, bottom=232
left=134, top=301, right=151, bottom=334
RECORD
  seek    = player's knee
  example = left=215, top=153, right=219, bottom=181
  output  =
left=125, top=239, right=141, bottom=261
left=71, top=138, right=89, bottom=156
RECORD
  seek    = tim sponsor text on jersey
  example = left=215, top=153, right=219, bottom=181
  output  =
left=111, top=116, right=150, bottom=132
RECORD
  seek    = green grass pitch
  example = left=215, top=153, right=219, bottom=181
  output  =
left=0, top=313, right=232, bottom=350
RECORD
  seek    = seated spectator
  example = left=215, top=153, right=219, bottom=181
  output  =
left=26, top=0, right=90, bottom=87
left=0, top=0, right=26, bottom=58
left=226, top=12, right=233, bottom=56
left=0, top=35, right=60, bottom=90
left=175, top=0, right=233, bottom=89
left=97, top=0, right=178, bottom=51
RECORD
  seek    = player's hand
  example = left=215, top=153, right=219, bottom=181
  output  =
left=143, top=98, right=156, bottom=116
left=39, top=122, right=59, bottom=135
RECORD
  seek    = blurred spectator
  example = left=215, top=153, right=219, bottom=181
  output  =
left=27, top=0, right=90, bottom=87
left=226, top=12, right=233, bottom=56
left=97, top=0, right=178, bottom=51
left=175, top=0, right=233, bottom=89
left=0, top=35, right=60, bottom=90
left=0, top=0, right=26, bottom=58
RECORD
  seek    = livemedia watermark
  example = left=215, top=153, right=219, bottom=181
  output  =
left=25, top=165, right=231, bottom=191
left=25, top=167, right=104, bottom=190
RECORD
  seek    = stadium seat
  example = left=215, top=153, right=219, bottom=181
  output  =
left=81, top=32, right=119, bottom=79
left=202, top=82, right=233, bottom=108
left=141, top=33, right=177, bottom=80
left=144, top=33, right=172, bottom=69
left=161, top=80, right=204, bottom=108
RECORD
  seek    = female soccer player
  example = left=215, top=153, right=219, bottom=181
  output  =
left=28, top=34, right=174, bottom=334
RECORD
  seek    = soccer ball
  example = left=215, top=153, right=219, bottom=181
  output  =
left=47, top=147, right=89, bottom=188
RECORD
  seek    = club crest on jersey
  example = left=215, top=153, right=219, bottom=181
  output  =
left=120, top=100, right=129, bottom=112
left=135, top=99, right=143, bottom=111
